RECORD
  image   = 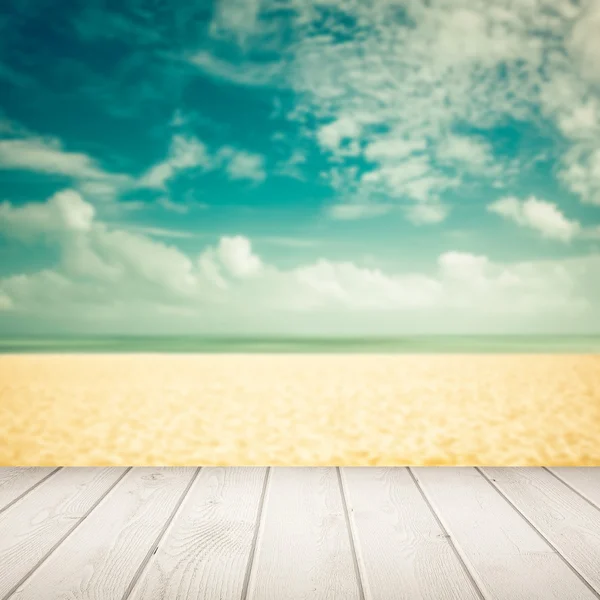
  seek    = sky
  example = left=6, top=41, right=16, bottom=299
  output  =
left=0, top=0, right=599, bottom=335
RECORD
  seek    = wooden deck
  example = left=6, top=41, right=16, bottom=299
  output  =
left=1, top=467, right=599, bottom=599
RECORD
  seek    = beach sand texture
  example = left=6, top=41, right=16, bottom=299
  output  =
left=1, top=354, right=599, bottom=466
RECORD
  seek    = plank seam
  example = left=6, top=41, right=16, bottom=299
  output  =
left=544, top=468, right=600, bottom=512
left=121, top=467, right=202, bottom=600
left=337, top=467, right=367, bottom=600
left=408, top=468, right=487, bottom=600
left=476, top=467, right=600, bottom=599
left=1, top=467, right=132, bottom=600
left=0, top=468, right=62, bottom=516
left=240, top=466, right=271, bottom=600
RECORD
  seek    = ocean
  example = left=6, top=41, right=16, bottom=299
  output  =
left=0, top=335, right=599, bottom=353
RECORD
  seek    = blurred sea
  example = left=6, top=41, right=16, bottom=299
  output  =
left=1, top=335, right=599, bottom=353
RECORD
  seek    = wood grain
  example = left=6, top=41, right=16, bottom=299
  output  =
left=0, top=468, right=58, bottom=512
left=341, top=467, right=481, bottom=600
left=246, top=467, right=362, bottom=600
left=8, top=467, right=197, bottom=600
left=129, top=467, right=267, bottom=600
left=483, top=467, right=600, bottom=593
left=0, top=467, right=127, bottom=599
left=547, top=468, right=600, bottom=509
left=413, top=467, right=598, bottom=600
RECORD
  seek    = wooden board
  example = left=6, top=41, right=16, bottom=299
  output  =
left=482, top=467, right=600, bottom=594
left=128, top=467, right=267, bottom=600
left=0, top=468, right=126, bottom=598
left=8, top=467, right=197, bottom=600
left=412, top=467, right=598, bottom=600
left=0, top=468, right=58, bottom=512
left=0, top=467, right=127, bottom=599
left=548, top=468, right=600, bottom=509
left=341, top=467, right=481, bottom=600
left=245, top=467, right=362, bottom=600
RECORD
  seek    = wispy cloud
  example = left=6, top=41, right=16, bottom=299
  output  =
left=0, top=136, right=110, bottom=180
left=217, top=147, right=266, bottom=182
left=116, top=225, right=197, bottom=239
left=138, top=135, right=210, bottom=190
left=138, top=134, right=267, bottom=189
left=156, top=197, right=190, bottom=214
left=328, top=202, right=393, bottom=221
left=488, top=196, right=581, bottom=242
left=0, top=135, right=133, bottom=202
left=188, top=51, right=283, bottom=87
left=258, top=236, right=319, bottom=248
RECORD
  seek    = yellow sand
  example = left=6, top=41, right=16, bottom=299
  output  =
left=1, top=354, right=599, bottom=466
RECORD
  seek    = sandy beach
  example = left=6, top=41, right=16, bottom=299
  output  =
left=1, top=353, right=599, bottom=466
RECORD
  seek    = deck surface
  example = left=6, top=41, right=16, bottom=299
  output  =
left=0, top=467, right=599, bottom=599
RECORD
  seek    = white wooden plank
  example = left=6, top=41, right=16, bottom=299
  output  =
left=413, top=467, right=598, bottom=600
left=128, top=467, right=267, bottom=600
left=483, top=467, right=600, bottom=593
left=547, top=468, right=600, bottom=509
left=246, top=467, right=362, bottom=600
left=0, top=468, right=58, bottom=512
left=341, top=468, right=481, bottom=600
left=8, top=467, right=197, bottom=600
left=0, top=467, right=127, bottom=599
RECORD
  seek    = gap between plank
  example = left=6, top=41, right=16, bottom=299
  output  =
left=543, top=467, right=600, bottom=513
left=408, top=468, right=487, bottom=600
left=336, top=467, right=367, bottom=600
left=1, top=467, right=132, bottom=600
left=0, top=468, right=62, bottom=516
left=240, top=466, right=271, bottom=600
left=121, top=467, right=202, bottom=600
left=476, top=467, right=600, bottom=599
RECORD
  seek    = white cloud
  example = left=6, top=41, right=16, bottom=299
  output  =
left=209, top=0, right=264, bottom=41
left=328, top=202, right=392, bottom=220
left=317, top=116, right=363, bottom=154
left=406, top=202, right=449, bottom=225
left=2, top=192, right=600, bottom=333
left=364, top=138, right=427, bottom=162
left=0, top=189, right=95, bottom=241
left=258, top=236, right=318, bottom=248
left=560, top=146, right=600, bottom=206
left=439, top=251, right=490, bottom=282
left=138, top=135, right=267, bottom=189
left=194, top=0, right=600, bottom=220
left=293, top=259, right=442, bottom=310
left=0, top=136, right=107, bottom=179
left=156, top=197, right=189, bottom=214
left=138, top=135, right=210, bottom=189
left=436, top=134, right=496, bottom=172
left=118, top=225, right=195, bottom=239
left=218, top=147, right=266, bottom=182
left=214, top=235, right=263, bottom=278
left=568, top=0, right=600, bottom=86
left=488, top=196, right=581, bottom=242
left=188, top=51, right=283, bottom=87
left=0, top=132, right=136, bottom=205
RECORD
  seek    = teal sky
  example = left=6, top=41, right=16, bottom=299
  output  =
left=1, top=0, right=599, bottom=335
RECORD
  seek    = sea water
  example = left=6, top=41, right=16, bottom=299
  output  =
left=1, top=335, right=599, bottom=353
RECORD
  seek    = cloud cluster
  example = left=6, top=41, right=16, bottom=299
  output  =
left=138, top=136, right=266, bottom=190
left=1, top=190, right=598, bottom=332
left=0, top=189, right=95, bottom=241
left=193, top=0, right=600, bottom=223
left=0, top=127, right=267, bottom=210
